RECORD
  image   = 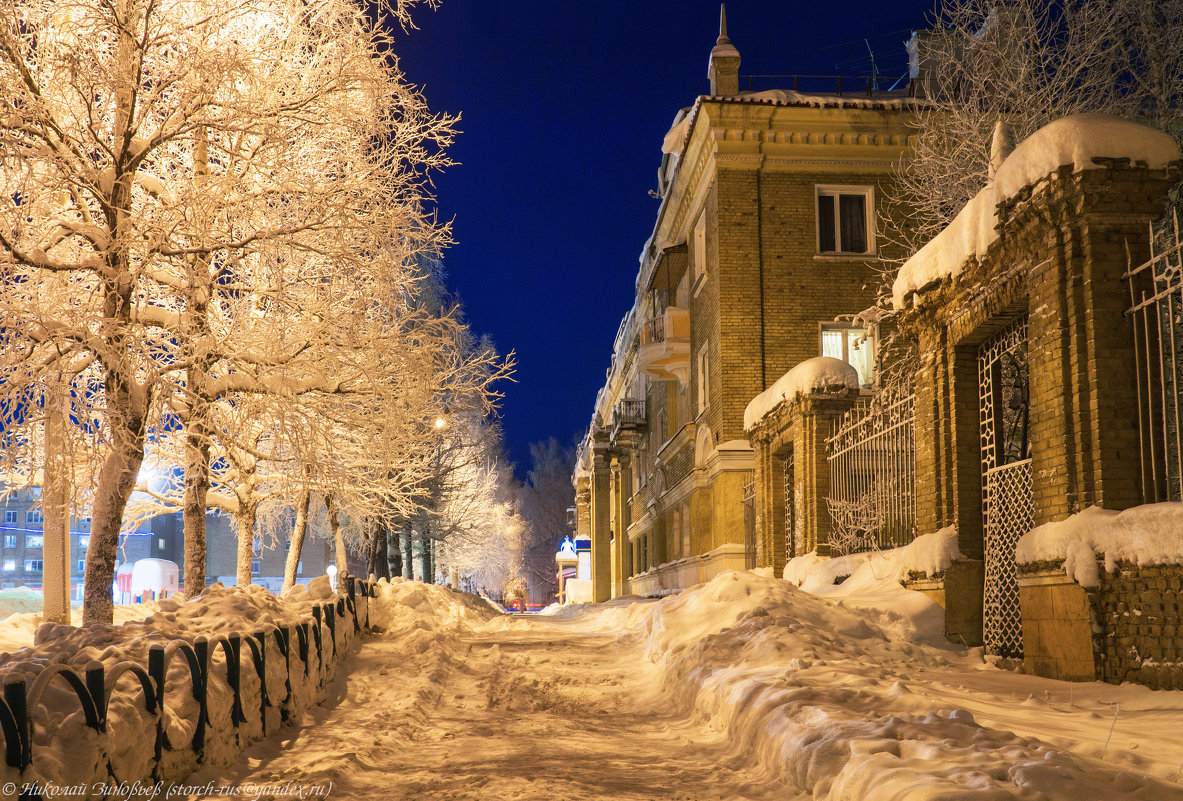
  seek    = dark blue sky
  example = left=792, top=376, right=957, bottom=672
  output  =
left=393, top=1, right=934, bottom=476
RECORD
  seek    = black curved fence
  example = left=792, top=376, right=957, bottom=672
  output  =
left=0, top=577, right=377, bottom=800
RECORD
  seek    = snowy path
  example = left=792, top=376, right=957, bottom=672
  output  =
left=186, top=573, right=1183, bottom=801
left=193, top=614, right=785, bottom=800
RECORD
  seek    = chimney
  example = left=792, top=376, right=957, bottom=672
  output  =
left=707, top=4, right=741, bottom=96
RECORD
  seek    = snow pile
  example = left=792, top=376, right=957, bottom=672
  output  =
left=892, top=114, right=1180, bottom=309
left=367, top=576, right=501, bottom=635
left=1016, top=502, right=1183, bottom=587
left=0, top=579, right=367, bottom=791
left=744, top=356, right=859, bottom=430
left=629, top=569, right=1183, bottom=800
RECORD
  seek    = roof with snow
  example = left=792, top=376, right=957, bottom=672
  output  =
left=743, top=356, right=859, bottom=431
left=891, top=114, right=1181, bottom=309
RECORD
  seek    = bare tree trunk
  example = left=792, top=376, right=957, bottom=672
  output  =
left=281, top=490, right=311, bottom=594
left=42, top=380, right=71, bottom=625
left=84, top=437, right=145, bottom=624
left=403, top=523, right=416, bottom=581
left=419, top=527, right=432, bottom=584
left=183, top=420, right=210, bottom=598
left=183, top=124, right=212, bottom=600
left=327, top=495, right=347, bottom=580
left=235, top=507, right=257, bottom=588
left=369, top=521, right=390, bottom=579
left=389, top=519, right=404, bottom=578
left=82, top=0, right=149, bottom=627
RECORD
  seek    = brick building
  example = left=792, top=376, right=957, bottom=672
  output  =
left=572, top=11, right=918, bottom=602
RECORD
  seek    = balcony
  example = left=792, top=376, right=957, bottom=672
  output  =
left=611, top=399, right=647, bottom=440
left=638, top=306, right=690, bottom=383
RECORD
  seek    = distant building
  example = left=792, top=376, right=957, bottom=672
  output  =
left=0, top=490, right=335, bottom=597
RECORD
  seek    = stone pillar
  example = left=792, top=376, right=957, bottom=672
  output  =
left=589, top=441, right=613, bottom=603
left=574, top=477, right=591, bottom=540
left=752, top=435, right=785, bottom=569
left=1021, top=167, right=1172, bottom=521
left=609, top=450, right=632, bottom=598
left=792, top=395, right=857, bottom=560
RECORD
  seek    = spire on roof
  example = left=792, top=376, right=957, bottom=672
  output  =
left=708, top=4, right=741, bottom=95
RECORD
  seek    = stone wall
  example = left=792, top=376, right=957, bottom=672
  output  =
left=1096, top=561, right=1183, bottom=689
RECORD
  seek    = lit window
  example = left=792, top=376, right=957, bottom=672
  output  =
left=816, top=186, right=873, bottom=255
left=297, top=560, right=303, bottom=575
left=3, top=535, right=15, bottom=548
left=24, top=535, right=43, bottom=548
left=25, top=509, right=42, bottom=524
left=78, top=535, right=90, bottom=549
left=24, top=560, right=43, bottom=573
left=821, top=324, right=875, bottom=387
left=2, top=560, right=13, bottom=571
left=3, top=511, right=15, bottom=524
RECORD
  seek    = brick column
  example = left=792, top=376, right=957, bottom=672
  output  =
left=1020, top=167, right=1175, bottom=522
left=610, top=450, right=632, bottom=598
left=752, top=433, right=784, bottom=570
left=589, top=441, right=612, bottom=603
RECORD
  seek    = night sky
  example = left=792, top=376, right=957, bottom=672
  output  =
left=393, top=1, right=935, bottom=477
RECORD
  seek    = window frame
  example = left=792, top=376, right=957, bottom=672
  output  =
left=815, top=185, right=875, bottom=256
left=25, top=508, right=43, bottom=524
left=3, top=511, right=16, bottom=524
left=819, top=322, right=876, bottom=388
left=24, top=559, right=43, bottom=573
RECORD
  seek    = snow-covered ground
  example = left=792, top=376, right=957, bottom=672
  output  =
left=193, top=564, right=1183, bottom=801
left=0, top=589, right=159, bottom=654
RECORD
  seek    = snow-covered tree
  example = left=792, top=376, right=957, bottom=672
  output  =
left=887, top=0, right=1183, bottom=258
left=0, top=0, right=454, bottom=623
left=517, top=438, right=576, bottom=604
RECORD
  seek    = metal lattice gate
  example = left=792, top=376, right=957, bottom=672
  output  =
left=979, top=316, right=1032, bottom=658
left=783, top=451, right=796, bottom=557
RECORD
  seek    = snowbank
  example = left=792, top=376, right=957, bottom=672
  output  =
left=0, top=579, right=371, bottom=794
left=1015, top=502, right=1183, bottom=587
left=618, top=569, right=1183, bottom=800
left=892, top=114, right=1180, bottom=308
left=744, top=357, right=859, bottom=431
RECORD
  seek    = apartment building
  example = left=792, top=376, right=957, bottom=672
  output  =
left=573, top=11, right=918, bottom=602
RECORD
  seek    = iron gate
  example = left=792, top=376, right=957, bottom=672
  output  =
left=783, top=450, right=796, bottom=557
left=979, top=315, right=1032, bottom=658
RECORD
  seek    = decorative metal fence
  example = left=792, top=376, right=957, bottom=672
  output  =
left=825, top=393, right=917, bottom=555
left=1126, top=211, right=1183, bottom=504
left=0, top=578, right=376, bottom=799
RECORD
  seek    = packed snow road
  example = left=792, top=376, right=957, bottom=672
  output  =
left=192, top=596, right=783, bottom=800
left=192, top=566, right=1183, bottom=801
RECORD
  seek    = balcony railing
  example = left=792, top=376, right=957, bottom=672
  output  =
left=611, top=399, right=647, bottom=436
left=643, top=316, right=665, bottom=345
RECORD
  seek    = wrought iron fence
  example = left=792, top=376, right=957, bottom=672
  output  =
left=741, top=471, right=756, bottom=570
left=0, top=578, right=376, bottom=799
left=825, top=393, right=917, bottom=554
left=1126, top=211, right=1183, bottom=503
